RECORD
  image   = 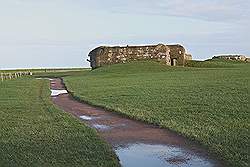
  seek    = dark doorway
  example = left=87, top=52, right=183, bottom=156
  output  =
left=171, top=58, right=177, bottom=66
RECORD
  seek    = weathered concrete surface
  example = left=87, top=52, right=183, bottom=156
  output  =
left=88, top=44, right=192, bottom=69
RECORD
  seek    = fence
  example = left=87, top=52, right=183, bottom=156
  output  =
left=1, top=71, right=33, bottom=82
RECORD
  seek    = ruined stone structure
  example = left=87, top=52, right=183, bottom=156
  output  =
left=88, top=44, right=192, bottom=69
left=212, top=55, right=249, bottom=62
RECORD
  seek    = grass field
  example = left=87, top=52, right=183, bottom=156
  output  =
left=62, top=60, right=250, bottom=167
left=0, top=77, right=120, bottom=167
left=0, top=68, right=87, bottom=73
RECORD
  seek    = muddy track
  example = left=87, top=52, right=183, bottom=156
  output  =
left=50, top=78, right=225, bottom=167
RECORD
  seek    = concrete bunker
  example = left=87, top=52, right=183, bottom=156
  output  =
left=88, top=43, right=192, bottom=69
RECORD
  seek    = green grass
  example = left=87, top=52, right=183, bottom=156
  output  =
left=63, top=60, right=250, bottom=167
left=0, top=68, right=88, bottom=73
left=186, top=59, right=249, bottom=68
left=0, top=77, right=120, bottom=167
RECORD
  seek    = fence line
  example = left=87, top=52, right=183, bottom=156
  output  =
left=0, top=71, right=33, bottom=82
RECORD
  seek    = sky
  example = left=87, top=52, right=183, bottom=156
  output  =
left=0, top=0, right=249, bottom=69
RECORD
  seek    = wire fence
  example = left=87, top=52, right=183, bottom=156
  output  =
left=1, top=71, right=33, bottom=82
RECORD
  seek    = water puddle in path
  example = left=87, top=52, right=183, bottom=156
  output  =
left=92, top=124, right=112, bottom=131
left=115, top=143, right=216, bottom=167
left=36, top=78, right=54, bottom=81
left=51, top=89, right=68, bottom=96
left=79, top=115, right=93, bottom=120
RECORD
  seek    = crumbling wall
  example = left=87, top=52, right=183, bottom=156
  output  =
left=88, top=44, right=191, bottom=69
left=185, top=53, right=192, bottom=61
left=212, top=55, right=248, bottom=61
left=168, top=45, right=186, bottom=66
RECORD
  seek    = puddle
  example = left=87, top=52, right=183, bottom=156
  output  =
left=92, top=124, right=112, bottom=131
left=79, top=115, right=93, bottom=120
left=51, top=89, right=68, bottom=96
left=36, top=78, right=54, bottom=81
left=115, top=143, right=216, bottom=167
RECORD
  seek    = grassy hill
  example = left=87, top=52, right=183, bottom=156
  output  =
left=0, top=78, right=119, bottom=167
left=186, top=59, right=249, bottom=68
left=63, top=60, right=250, bottom=167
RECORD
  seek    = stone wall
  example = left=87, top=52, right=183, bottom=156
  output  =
left=212, top=55, right=249, bottom=61
left=88, top=44, right=191, bottom=69
left=185, top=53, right=192, bottom=61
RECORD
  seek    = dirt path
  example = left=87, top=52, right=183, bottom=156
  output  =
left=50, top=78, right=225, bottom=167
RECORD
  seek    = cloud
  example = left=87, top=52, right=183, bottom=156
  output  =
left=95, top=0, right=250, bottom=23
left=0, top=0, right=249, bottom=68
left=3, top=0, right=250, bottom=23
left=158, top=0, right=249, bottom=22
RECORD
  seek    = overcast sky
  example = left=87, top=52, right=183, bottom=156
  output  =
left=0, top=0, right=249, bottom=69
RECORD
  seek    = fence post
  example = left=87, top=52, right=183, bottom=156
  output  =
left=1, top=73, right=3, bottom=82
left=0, top=71, right=33, bottom=81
